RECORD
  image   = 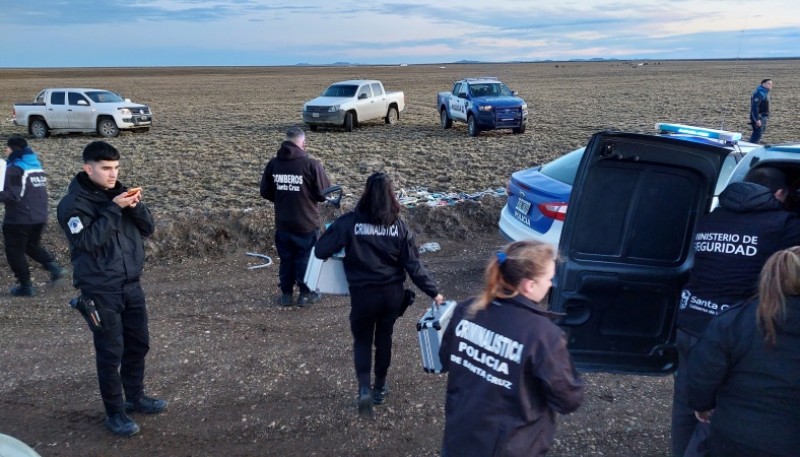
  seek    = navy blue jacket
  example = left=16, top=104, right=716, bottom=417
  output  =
left=57, top=172, right=155, bottom=293
left=314, top=211, right=438, bottom=297
left=439, top=296, right=584, bottom=457
left=750, top=84, right=770, bottom=122
left=678, top=182, right=800, bottom=336
left=687, top=297, right=800, bottom=456
left=0, top=147, right=49, bottom=224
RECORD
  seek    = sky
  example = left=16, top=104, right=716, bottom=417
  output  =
left=1, top=0, right=798, bottom=67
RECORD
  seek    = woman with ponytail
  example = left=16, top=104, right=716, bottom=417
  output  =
left=687, top=246, right=800, bottom=457
left=438, top=240, right=584, bottom=457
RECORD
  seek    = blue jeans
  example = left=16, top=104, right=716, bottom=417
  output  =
left=749, top=116, right=768, bottom=143
left=275, top=229, right=318, bottom=295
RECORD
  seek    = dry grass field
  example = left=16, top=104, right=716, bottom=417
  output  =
left=0, top=60, right=798, bottom=456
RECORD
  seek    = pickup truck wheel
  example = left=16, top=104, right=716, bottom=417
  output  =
left=385, top=106, right=399, bottom=125
left=440, top=109, right=452, bottom=129
left=344, top=112, right=355, bottom=132
left=97, top=118, right=120, bottom=137
left=513, top=123, right=527, bottom=134
left=309, top=124, right=318, bottom=132
left=467, top=115, right=480, bottom=137
left=30, top=119, right=48, bottom=139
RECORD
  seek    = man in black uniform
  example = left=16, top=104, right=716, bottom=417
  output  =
left=57, top=141, right=166, bottom=437
left=748, top=78, right=772, bottom=144
left=1, top=136, right=64, bottom=296
left=260, top=127, right=331, bottom=306
left=671, top=166, right=800, bottom=456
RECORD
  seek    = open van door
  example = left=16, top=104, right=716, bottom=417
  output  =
left=549, top=132, right=730, bottom=374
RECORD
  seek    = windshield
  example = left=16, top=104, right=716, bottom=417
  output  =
left=85, top=91, right=125, bottom=103
left=469, top=83, right=513, bottom=97
left=322, top=85, right=358, bottom=97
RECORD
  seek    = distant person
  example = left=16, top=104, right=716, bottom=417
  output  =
left=260, top=127, right=332, bottom=306
left=439, top=240, right=584, bottom=457
left=314, top=172, right=443, bottom=418
left=0, top=136, right=64, bottom=297
left=749, top=78, right=772, bottom=143
left=57, top=141, right=166, bottom=437
left=672, top=166, right=800, bottom=457
left=687, top=247, right=800, bottom=457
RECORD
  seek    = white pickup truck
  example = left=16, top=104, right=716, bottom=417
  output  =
left=302, top=80, right=405, bottom=132
left=13, top=88, right=153, bottom=138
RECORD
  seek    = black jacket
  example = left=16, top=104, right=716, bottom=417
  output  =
left=687, top=298, right=800, bottom=457
left=439, top=296, right=585, bottom=457
left=0, top=147, right=49, bottom=224
left=314, top=211, right=438, bottom=297
left=260, top=141, right=331, bottom=233
left=677, top=182, right=800, bottom=336
left=57, top=172, right=155, bottom=293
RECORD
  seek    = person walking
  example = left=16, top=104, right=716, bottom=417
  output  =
left=671, top=166, right=800, bottom=457
left=439, top=240, right=584, bottom=457
left=314, top=172, right=443, bottom=418
left=687, top=247, right=800, bottom=457
left=0, top=136, right=64, bottom=296
left=57, top=141, right=166, bottom=437
left=260, top=127, right=331, bottom=306
left=749, top=78, right=772, bottom=144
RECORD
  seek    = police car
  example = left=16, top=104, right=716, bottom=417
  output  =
left=542, top=129, right=800, bottom=374
left=499, top=124, right=762, bottom=249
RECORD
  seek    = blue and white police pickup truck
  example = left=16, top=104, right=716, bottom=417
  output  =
left=437, top=77, right=528, bottom=137
left=12, top=88, right=152, bottom=138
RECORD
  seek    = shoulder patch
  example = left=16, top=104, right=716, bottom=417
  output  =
left=68, top=216, right=84, bottom=234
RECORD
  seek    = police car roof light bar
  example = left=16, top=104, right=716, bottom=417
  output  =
left=656, top=123, right=742, bottom=143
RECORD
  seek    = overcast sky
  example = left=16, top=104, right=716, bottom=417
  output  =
left=1, top=0, right=798, bottom=67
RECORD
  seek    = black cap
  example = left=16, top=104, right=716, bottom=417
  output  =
left=7, top=136, right=28, bottom=150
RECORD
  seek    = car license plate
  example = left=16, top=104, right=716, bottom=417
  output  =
left=515, top=199, right=531, bottom=214
left=312, top=113, right=319, bottom=118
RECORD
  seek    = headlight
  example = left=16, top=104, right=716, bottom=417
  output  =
left=478, top=105, right=493, bottom=112
left=118, top=108, right=132, bottom=115
left=327, top=105, right=340, bottom=113
left=303, top=105, right=309, bottom=112
left=521, top=103, right=527, bottom=111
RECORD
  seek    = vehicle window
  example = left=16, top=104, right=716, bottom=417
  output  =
left=68, top=92, right=89, bottom=106
left=370, top=83, right=383, bottom=96
left=470, top=83, right=513, bottom=97
left=51, top=92, right=65, bottom=105
left=35, top=92, right=45, bottom=104
left=358, top=85, right=373, bottom=99
left=539, top=148, right=585, bottom=185
left=714, top=154, right=738, bottom=195
left=322, top=85, right=358, bottom=97
left=85, top=91, right=125, bottom=103
left=452, top=83, right=462, bottom=96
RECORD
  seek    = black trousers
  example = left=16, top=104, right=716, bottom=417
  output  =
left=349, top=281, right=404, bottom=389
left=3, top=223, right=55, bottom=284
left=749, top=116, right=768, bottom=144
left=84, top=282, right=150, bottom=415
left=275, top=229, right=318, bottom=295
left=672, top=328, right=710, bottom=457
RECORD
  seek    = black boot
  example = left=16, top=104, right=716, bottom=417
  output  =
left=45, top=262, right=65, bottom=282
left=357, top=386, right=373, bottom=418
left=10, top=282, right=35, bottom=297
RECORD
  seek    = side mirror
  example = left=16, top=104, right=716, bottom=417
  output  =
left=77, top=99, right=89, bottom=106
left=358, top=93, right=368, bottom=100
left=512, top=91, right=518, bottom=96
left=322, top=185, right=343, bottom=209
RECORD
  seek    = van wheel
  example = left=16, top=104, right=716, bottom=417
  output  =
left=97, top=118, right=120, bottom=137
left=440, top=109, right=452, bottom=129
left=385, top=106, right=399, bottom=125
left=467, top=115, right=480, bottom=137
left=344, top=112, right=355, bottom=132
left=513, top=123, right=527, bottom=134
left=30, top=119, right=49, bottom=138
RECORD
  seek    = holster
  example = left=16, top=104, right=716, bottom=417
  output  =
left=69, top=296, right=103, bottom=331
left=398, top=288, right=416, bottom=317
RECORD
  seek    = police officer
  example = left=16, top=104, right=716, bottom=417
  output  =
left=672, top=166, right=800, bottom=457
left=439, top=240, right=584, bottom=457
left=749, top=78, right=772, bottom=144
left=57, top=141, right=166, bottom=437
left=260, top=127, right=331, bottom=306
left=314, top=172, right=443, bottom=418
left=1, top=136, right=64, bottom=296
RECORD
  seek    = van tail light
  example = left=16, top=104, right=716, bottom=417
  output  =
left=538, top=202, right=568, bottom=221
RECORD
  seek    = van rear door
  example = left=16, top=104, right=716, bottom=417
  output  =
left=549, top=132, right=730, bottom=374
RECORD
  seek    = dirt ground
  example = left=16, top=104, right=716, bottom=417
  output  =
left=0, top=60, right=799, bottom=456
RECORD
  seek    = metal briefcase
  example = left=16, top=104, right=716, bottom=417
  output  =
left=304, top=247, right=349, bottom=296
left=416, top=300, right=457, bottom=373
